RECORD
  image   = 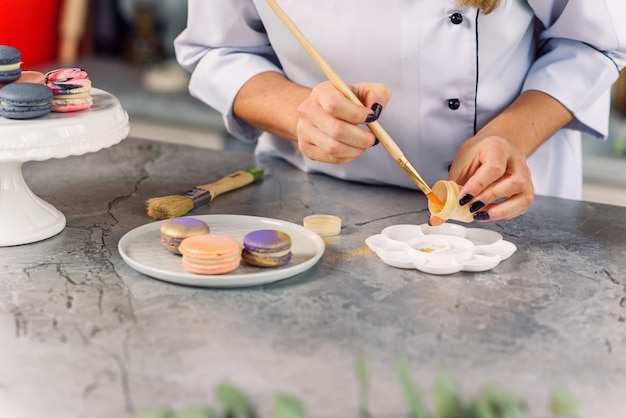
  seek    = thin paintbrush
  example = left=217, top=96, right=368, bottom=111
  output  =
left=265, top=0, right=443, bottom=208
left=146, top=168, right=264, bottom=220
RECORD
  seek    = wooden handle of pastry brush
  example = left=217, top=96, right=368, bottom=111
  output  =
left=196, top=169, right=263, bottom=201
left=265, top=0, right=442, bottom=207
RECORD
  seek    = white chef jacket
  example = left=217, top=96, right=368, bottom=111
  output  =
left=174, top=0, right=626, bottom=199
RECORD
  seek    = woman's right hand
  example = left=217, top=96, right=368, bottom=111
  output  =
left=296, top=81, right=391, bottom=164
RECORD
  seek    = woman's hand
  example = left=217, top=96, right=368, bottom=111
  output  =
left=444, top=135, right=534, bottom=223
left=428, top=90, right=573, bottom=224
left=296, top=81, right=391, bottom=163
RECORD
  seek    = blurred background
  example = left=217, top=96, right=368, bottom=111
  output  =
left=2, top=0, right=625, bottom=206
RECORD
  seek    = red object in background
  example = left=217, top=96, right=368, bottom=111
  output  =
left=0, top=0, right=61, bottom=67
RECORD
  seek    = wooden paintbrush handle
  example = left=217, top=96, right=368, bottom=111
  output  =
left=265, top=0, right=434, bottom=198
left=196, top=170, right=257, bottom=201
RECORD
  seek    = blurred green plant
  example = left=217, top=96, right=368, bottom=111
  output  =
left=613, top=134, right=626, bottom=156
left=131, top=356, right=583, bottom=418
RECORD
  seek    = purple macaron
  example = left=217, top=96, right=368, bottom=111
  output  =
left=241, top=229, right=292, bottom=267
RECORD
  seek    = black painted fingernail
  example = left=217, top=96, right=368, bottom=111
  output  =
left=474, top=212, right=490, bottom=221
left=372, top=138, right=380, bottom=147
left=365, top=103, right=382, bottom=123
left=469, top=201, right=485, bottom=213
left=459, top=194, right=473, bottom=206
left=371, top=102, right=382, bottom=117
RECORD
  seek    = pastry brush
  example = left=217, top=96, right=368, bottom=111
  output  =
left=146, top=168, right=264, bottom=220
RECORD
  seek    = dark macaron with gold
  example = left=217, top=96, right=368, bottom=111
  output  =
left=160, top=217, right=211, bottom=255
left=241, top=229, right=292, bottom=267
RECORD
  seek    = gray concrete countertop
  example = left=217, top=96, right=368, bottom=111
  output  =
left=1, top=138, right=625, bottom=418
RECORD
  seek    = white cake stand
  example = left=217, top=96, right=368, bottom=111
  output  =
left=0, top=88, right=129, bottom=246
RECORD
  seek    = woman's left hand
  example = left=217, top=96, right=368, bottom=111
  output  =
left=428, top=90, right=574, bottom=225
left=428, top=89, right=576, bottom=225
left=442, top=134, right=535, bottom=223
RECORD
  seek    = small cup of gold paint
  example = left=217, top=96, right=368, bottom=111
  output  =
left=303, top=214, right=342, bottom=237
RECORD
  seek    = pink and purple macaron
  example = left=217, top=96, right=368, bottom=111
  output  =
left=45, top=68, right=93, bottom=112
left=241, top=229, right=292, bottom=267
left=159, top=216, right=211, bottom=255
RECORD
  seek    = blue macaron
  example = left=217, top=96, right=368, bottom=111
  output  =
left=0, top=83, right=53, bottom=119
left=0, top=45, right=22, bottom=83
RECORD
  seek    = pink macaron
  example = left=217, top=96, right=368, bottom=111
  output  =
left=178, top=234, right=241, bottom=275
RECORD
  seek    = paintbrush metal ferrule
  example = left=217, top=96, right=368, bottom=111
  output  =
left=397, top=156, right=430, bottom=194
left=182, top=187, right=213, bottom=208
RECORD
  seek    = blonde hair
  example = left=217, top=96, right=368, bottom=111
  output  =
left=459, top=0, right=502, bottom=14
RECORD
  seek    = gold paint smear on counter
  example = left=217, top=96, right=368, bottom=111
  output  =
left=327, top=245, right=372, bottom=264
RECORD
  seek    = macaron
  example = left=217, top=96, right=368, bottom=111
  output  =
left=160, top=217, right=211, bottom=255
left=45, top=67, right=89, bottom=82
left=0, top=83, right=53, bottom=119
left=178, top=234, right=241, bottom=275
left=0, top=46, right=22, bottom=83
left=241, top=229, right=292, bottom=267
left=50, top=91, right=93, bottom=113
left=45, top=68, right=93, bottom=112
left=15, top=71, right=46, bottom=85
left=0, top=71, right=46, bottom=88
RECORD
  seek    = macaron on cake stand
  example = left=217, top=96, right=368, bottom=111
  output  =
left=0, top=88, right=129, bottom=246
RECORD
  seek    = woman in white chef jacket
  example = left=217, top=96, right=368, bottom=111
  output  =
left=174, top=0, right=626, bottom=222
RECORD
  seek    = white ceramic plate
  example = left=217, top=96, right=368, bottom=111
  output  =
left=118, top=214, right=325, bottom=288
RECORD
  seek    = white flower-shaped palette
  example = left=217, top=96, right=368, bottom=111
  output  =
left=365, top=223, right=516, bottom=275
